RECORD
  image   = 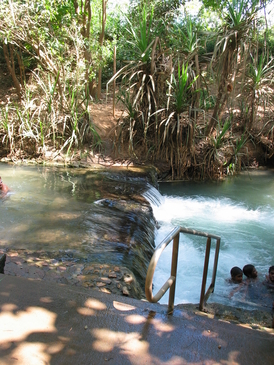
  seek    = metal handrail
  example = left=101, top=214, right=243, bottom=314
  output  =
left=145, top=226, right=221, bottom=313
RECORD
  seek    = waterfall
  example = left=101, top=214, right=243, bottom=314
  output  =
left=142, top=183, right=163, bottom=207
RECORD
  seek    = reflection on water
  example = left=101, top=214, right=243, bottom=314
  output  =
left=0, top=163, right=156, bottom=285
left=152, top=169, right=274, bottom=310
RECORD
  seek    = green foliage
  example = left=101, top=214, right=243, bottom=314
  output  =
left=0, top=0, right=108, bottom=156
left=124, top=4, right=154, bottom=63
left=259, top=26, right=274, bottom=55
left=168, top=61, right=198, bottom=114
left=167, top=15, right=201, bottom=58
left=204, top=116, right=232, bottom=175
left=128, top=0, right=182, bottom=26
left=234, top=133, right=248, bottom=155
left=226, top=132, right=249, bottom=175
left=247, top=52, right=274, bottom=116
left=117, top=89, right=138, bottom=121
left=202, top=0, right=228, bottom=12
left=227, top=0, right=245, bottom=26
left=202, top=0, right=260, bottom=19
left=199, top=90, right=216, bottom=110
left=249, top=53, right=274, bottom=89
left=0, top=0, right=274, bottom=179
left=211, top=118, right=231, bottom=149
left=182, top=16, right=199, bottom=54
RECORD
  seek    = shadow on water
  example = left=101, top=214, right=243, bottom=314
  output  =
left=0, top=164, right=160, bottom=289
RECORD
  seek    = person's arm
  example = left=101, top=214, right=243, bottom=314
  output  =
left=229, top=281, right=247, bottom=298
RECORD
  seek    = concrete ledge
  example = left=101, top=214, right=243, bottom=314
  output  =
left=0, top=274, right=273, bottom=365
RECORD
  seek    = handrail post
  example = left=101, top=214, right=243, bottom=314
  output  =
left=145, top=226, right=221, bottom=315
left=199, top=237, right=211, bottom=311
left=168, top=232, right=179, bottom=314
left=211, top=238, right=220, bottom=290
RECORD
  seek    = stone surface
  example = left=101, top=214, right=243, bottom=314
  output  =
left=0, top=249, right=145, bottom=300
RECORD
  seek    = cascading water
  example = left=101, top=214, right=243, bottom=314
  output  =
left=148, top=169, right=274, bottom=310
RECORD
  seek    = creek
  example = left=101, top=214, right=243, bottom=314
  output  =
left=1, top=163, right=273, bottom=311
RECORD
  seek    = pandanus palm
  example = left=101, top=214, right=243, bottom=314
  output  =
left=247, top=53, right=274, bottom=130
left=107, top=4, right=163, bottom=153
left=205, top=0, right=260, bottom=135
left=166, top=61, right=198, bottom=143
left=108, top=6, right=200, bottom=178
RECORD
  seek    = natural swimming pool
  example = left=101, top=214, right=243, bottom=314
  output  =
left=1, top=162, right=273, bottom=310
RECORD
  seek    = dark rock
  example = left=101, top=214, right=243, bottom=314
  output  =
left=0, top=254, right=6, bottom=274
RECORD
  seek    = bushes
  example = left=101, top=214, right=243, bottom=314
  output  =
left=0, top=0, right=105, bottom=157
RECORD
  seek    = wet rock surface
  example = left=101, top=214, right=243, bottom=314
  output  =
left=178, top=302, right=274, bottom=330
left=0, top=249, right=145, bottom=300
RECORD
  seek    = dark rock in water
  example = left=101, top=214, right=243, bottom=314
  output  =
left=0, top=254, right=6, bottom=274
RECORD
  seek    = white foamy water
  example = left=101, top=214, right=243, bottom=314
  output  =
left=149, top=171, right=274, bottom=309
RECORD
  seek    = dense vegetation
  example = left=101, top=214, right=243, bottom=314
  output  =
left=0, top=0, right=274, bottom=179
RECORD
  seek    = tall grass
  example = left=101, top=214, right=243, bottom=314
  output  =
left=0, top=0, right=104, bottom=159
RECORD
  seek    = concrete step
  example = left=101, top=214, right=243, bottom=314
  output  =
left=0, top=274, right=273, bottom=365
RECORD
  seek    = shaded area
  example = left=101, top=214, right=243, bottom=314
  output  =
left=0, top=274, right=273, bottom=365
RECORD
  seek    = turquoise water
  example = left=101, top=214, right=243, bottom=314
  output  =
left=0, top=163, right=155, bottom=284
left=152, top=169, right=274, bottom=309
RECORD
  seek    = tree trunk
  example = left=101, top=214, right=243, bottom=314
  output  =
left=205, top=80, right=225, bottom=136
left=3, top=43, right=21, bottom=100
left=96, top=0, right=107, bottom=99
left=83, top=0, right=92, bottom=98
left=205, top=48, right=233, bottom=136
left=248, top=89, right=256, bottom=131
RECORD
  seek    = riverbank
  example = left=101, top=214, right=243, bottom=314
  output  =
left=0, top=91, right=273, bottom=181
